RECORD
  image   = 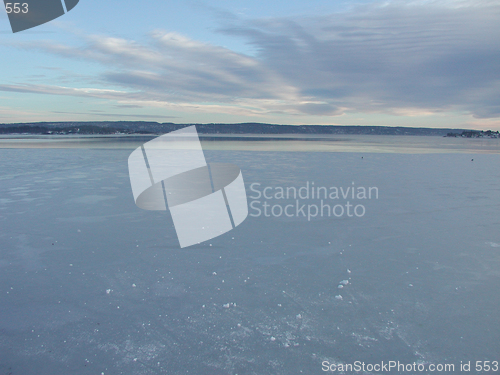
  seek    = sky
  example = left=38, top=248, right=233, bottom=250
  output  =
left=0, top=0, right=499, bottom=129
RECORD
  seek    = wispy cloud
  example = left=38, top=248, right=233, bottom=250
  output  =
left=219, top=0, right=500, bottom=118
left=51, top=111, right=178, bottom=119
left=2, top=0, right=499, bottom=121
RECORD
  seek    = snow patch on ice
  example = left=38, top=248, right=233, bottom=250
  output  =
left=485, top=241, right=500, bottom=248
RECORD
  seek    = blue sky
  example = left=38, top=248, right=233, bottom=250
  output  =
left=1, top=0, right=499, bottom=129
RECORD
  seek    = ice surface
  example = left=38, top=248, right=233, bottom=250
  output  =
left=0, top=137, right=500, bottom=374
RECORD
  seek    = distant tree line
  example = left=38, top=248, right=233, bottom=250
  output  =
left=0, top=122, right=472, bottom=136
left=3, top=121, right=497, bottom=136
left=0, top=124, right=152, bottom=135
left=446, top=130, right=499, bottom=138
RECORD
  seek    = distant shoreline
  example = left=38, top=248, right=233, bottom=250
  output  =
left=0, top=121, right=483, bottom=136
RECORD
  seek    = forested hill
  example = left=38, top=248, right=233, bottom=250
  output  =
left=0, top=121, right=469, bottom=136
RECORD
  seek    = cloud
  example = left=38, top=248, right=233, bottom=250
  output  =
left=51, top=111, right=178, bottom=119
left=219, top=0, right=500, bottom=118
left=0, top=84, right=131, bottom=98
left=2, top=0, right=500, bottom=120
